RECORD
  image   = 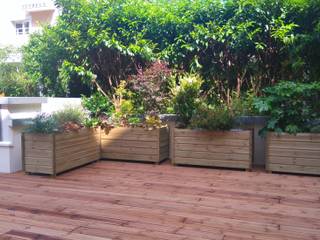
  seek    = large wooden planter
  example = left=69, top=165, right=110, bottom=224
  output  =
left=101, top=127, right=169, bottom=163
left=266, top=132, right=320, bottom=175
left=23, top=128, right=100, bottom=175
left=172, top=129, right=252, bottom=170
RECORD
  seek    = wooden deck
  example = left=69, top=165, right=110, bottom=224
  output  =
left=0, top=161, right=320, bottom=240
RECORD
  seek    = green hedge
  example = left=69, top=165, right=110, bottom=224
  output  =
left=23, top=0, right=320, bottom=97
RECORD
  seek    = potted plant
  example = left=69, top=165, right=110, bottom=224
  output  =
left=255, top=81, right=320, bottom=175
left=83, top=62, right=171, bottom=163
left=22, top=106, right=100, bottom=176
left=171, top=75, right=253, bottom=170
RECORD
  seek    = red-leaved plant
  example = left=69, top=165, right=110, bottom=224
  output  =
left=128, top=61, right=173, bottom=115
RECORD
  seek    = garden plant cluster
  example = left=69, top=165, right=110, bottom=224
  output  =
left=2, top=0, right=318, bottom=134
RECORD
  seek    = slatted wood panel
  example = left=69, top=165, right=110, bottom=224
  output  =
left=23, top=134, right=54, bottom=175
left=0, top=161, right=320, bottom=240
left=266, top=132, right=320, bottom=175
left=23, top=128, right=100, bottom=175
left=101, top=127, right=169, bottom=163
left=173, top=129, right=252, bottom=170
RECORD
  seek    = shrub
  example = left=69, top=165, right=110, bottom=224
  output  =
left=254, top=81, right=320, bottom=134
left=129, top=61, right=174, bottom=114
left=82, top=80, right=168, bottom=129
left=190, top=104, right=234, bottom=131
left=111, top=81, right=143, bottom=127
left=144, top=115, right=163, bottom=130
left=0, top=46, right=37, bottom=96
left=25, top=114, right=58, bottom=133
left=23, top=0, right=320, bottom=98
left=173, top=75, right=203, bottom=126
left=83, top=117, right=101, bottom=129
left=82, top=92, right=114, bottom=118
left=230, top=90, right=259, bottom=116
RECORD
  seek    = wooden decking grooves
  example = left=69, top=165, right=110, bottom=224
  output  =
left=0, top=161, right=320, bottom=240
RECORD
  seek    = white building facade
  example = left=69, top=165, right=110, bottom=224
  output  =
left=0, top=0, right=60, bottom=49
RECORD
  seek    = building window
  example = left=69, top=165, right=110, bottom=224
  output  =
left=15, top=21, right=30, bottom=35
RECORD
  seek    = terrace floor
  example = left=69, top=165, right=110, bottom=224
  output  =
left=0, top=161, right=320, bottom=240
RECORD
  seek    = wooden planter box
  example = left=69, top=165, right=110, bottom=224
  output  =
left=266, top=132, right=320, bottom=175
left=172, top=129, right=252, bottom=170
left=101, top=127, right=169, bottom=163
left=23, top=128, right=100, bottom=175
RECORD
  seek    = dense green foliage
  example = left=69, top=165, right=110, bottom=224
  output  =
left=20, top=0, right=320, bottom=133
left=254, top=81, right=320, bottom=134
left=0, top=47, right=37, bottom=96
left=82, top=92, right=114, bottom=118
left=112, top=81, right=144, bottom=126
left=173, top=74, right=238, bottom=130
left=82, top=62, right=175, bottom=128
left=23, top=0, right=320, bottom=98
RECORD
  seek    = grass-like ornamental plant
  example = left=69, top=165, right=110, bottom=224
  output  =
left=190, top=104, right=234, bottom=131
left=26, top=106, right=92, bottom=133
left=25, top=113, right=58, bottom=134
left=53, top=106, right=86, bottom=131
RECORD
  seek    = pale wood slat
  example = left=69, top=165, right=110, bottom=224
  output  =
left=173, top=129, right=252, bottom=170
left=23, top=129, right=100, bottom=175
left=267, top=133, right=320, bottom=175
left=101, top=127, right=169, bottom=163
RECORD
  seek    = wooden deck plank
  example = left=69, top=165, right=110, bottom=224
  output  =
left=0, top=161, right=319, bottom=240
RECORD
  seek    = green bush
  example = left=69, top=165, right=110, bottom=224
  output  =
left=0, top=46, right=37, bottom=96
left=254, top=81, right=320, bottom=134
left=23, top=0, right=320, bottom=98
left=173, top=75, right=203, bottom=126
left=82, top=92, right=114, bottom=118
left=230, top=90, right=259, bottom=116
left=25, top=114, right=58, bottom=134
left=111, top=81, right=143, bottom=126
left=190, top=104, right=234, bottom=131
left=82, top=80, right=169, bottom=129
left=83, top=117, right=101, bottom=129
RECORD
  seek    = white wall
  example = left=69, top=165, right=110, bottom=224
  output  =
left=42, top=98, right=82, bottom=113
